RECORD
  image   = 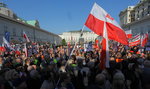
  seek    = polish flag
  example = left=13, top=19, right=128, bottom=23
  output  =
left=125, top=30, right=132, bottom=39
left=85, top=3, right=128, bottom=45
left=141, top=33, right=148, bottom=47
left=23, top=31, right=30, bottom=42
left=23, top=43, right=28, bottom=57
left=129, top=34, right=141, bottom=46
left=85, top=3, right=128, bottom=69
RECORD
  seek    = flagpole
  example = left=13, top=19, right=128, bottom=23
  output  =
left=55, top=25, right=85, bottom=89
left=64, top=25, right=85, bottom=67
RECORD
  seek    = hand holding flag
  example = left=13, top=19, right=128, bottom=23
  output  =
left=23, top=31, right=30, bottom=42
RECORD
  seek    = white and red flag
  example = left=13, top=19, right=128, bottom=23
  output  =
left=141, top=32, right=148, bottom=47
left=23, top=43, right=28, bottom=57
left=85, top=3, right=128, bottom=45
left=85, top=3, right=128, bottom=69
left=125, top=30, right=132, bottom=39
left=129, top=34, right=141, bottom=47
left=23, top=31, right=30, bottom=42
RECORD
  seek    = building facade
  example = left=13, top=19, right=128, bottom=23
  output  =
left=59, top=30, right=99, bottom=44
left=119, top=0, right=150, bottom=35
left=0, top=3, right=61, bottom=44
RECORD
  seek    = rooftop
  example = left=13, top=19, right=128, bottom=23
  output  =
left=26, top=20, right=40, bottom=27
left=68, top=30, right=90, bottom=33
left=0, top=12, right=59, bottom=37
left=16, top=17, right=40, bottom=28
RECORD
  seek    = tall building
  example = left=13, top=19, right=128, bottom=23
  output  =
left=119, top=0, right=150, bottom=35
left=0, top=2, right=61, bottom=44
left=59, top=30, right=99, bottom=44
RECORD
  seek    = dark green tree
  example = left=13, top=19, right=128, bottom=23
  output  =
left=61, top=39, right=67, bottom=46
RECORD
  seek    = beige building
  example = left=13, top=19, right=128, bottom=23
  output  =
left=59, top=30, right=99, bottom=44
left=119, top=0, right=150, bottom=35
left=0, top=3, right=61, bottom=44
left=119, top=6, right=135, bottom=26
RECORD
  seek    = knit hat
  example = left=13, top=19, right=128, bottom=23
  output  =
left=12, top=78, right=26, bottom=87
left=95, top=73, right=106, bottom=85
left=113, top=72, right=125, bottom=81
left=30, top=70, right=40, bottom=79
left=5, top=69, right=19, bottom=80
left=144, top=60, right=150, bottom=67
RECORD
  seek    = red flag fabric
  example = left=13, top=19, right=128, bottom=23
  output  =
left=141, top=33, right=148, bottom=47
left=23, top=31, right=30, bottom=42
left=85, top=3, right=128, bottom=45
left=94, top=39, right=99, bottom=49
left=125, top=30, right=132, bottom=39
left=99, top=22, right=109, bottom=69
left=15, top=50, right=21, bottom=55
left=0, top=46, right=5, bottom=52
left=129, top=34, right=141, bottom=47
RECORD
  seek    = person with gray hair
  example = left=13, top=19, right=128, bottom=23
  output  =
left=112, top=72, right=125, bottom=89
left=86, top=73, right=106, bottom=89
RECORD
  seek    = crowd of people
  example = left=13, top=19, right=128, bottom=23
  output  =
left=0, top=41, right=150, bottom=89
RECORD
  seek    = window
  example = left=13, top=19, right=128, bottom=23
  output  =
left=148, top=5, right=150, bottom=10
left=147, top=25, right=150, bottom=32
left=141, top=8, right=144, bottom=17
left=13, top=28, right=16, bottom=36
left=4, top=25, right=8, bottom=33
left=7, top=10, right=10, bottom=16
left=137, top=14, right=139, bottom=18
left=147, top=5, right=150, bottom=15
left=129, top=14, right=131, bottom=17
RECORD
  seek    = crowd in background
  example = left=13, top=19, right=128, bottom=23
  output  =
left=0, top=41, right=150, bottom=89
